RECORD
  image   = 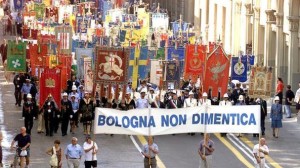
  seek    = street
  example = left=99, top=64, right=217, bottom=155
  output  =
left=0, top=69, right=299, bottom=168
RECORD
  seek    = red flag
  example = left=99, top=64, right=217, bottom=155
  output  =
left=184, top=44, right=206, bottom=82
left=203, top=45, right=231, bottom=97
left=39, top=68, right=62, bottom=108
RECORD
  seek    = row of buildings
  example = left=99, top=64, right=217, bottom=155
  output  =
left=151, top=0, right=299, bottom=91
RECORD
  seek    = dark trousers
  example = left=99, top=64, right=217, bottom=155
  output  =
left=61, top=117, right=69, bottom=135
left=276, top=92, right=283, bottom=104
left=16, top=23, right=22, bottom=36
left=84, top=160, right=97, bottom=168
left=24, top=118, right=33, bottom=135
left=53, top=117, right=60, bottom=133
left=45, top=119, right=54, bottom=136
left=14, top=90, right=22, bottom=105
left=144, top=158, right=156, bottom=168
left=0, top=146, right=2, bottom=164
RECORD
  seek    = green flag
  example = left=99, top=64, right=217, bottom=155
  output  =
left=156, top=48, right=165, bottom=59
left=34, top=3, right=45, bottom=20
left=6, top=41, right=27, bottom=72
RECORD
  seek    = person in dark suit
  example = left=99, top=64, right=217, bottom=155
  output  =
left=253, top=98, right=267, bottom=137
left=22, top=94, right=37, bottom=135
left=231, top=83, right=244, bottom=105
left=60, top=93, right=72, bottom=136
left=270, top=96, right=283, bottom=138
left=167, top=92, right=183, bottom=109
left=43, top=94, right=58, bottom=136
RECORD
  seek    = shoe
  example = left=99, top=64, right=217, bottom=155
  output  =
left=273, top=133, right=275, bottom=137
left=262, top=132, right=265, bottom=136
left=275, top=136, right=278, bottom=138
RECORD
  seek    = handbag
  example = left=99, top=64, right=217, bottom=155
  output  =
left=20, top=149, right=27, bottom=157
left=49, top=146, right=58, bottom=166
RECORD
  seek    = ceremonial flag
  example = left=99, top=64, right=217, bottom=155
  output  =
left=128, top=47, right=134, bottom=80
left=231, top=56, right=247, bottom=82
left=76, top=16, right=88, bottom=33
left=156, top=48, right=165, bottom=59
left=75, top=48, right=94, bottom=79
left=184, top=44, right=206, bottom=82
left=39, top=68, right=62, bottom=108
left=203, top=45, right=231, bottom=97
left=57, top=55, right=72, bottom=90
left=95, top=47, right=130, bottom=85
left=34, top=3, right=45, bottom=20
left=128, top=47, right=148, bottom=88
left=6, top=41, right=27, bottom=72
left=55, top=25, right=73, bottom=55
left=14, top=0, right=23, bottom=11
left=248, top=66, right=273, bottom=99
left=29, top=43, right=48, bottom=75
left=83, top=57, right=93, bottom=92
left=167, top=46, right=185, bottom=60
left=164, top=61, right=180, bottom=89
left=150, top=60, right=162, bottom=86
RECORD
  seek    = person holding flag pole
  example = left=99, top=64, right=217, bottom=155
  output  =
left=198, top=104, right=215, bottom=168
left=83, top=134, right=98, bottom=168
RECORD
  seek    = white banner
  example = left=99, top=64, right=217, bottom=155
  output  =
left=93, top=106, right=261, bottom=135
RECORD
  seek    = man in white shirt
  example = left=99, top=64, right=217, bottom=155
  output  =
left=148, top=88, right=156, bottom=104
left=253, top=138, right=269, bottom=168
left=136, top=89, right=149, bottom=109
left=184, top=91, right=197, bottom=107
left=219, top=93, right=232, bottom=137
left=197, top=92, right=211, bottom=106
left=83, top=135, right=98, bottom=168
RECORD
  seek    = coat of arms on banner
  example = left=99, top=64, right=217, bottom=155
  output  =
left=163, top=62, right=180, bottom=89
left=76, top=16, right=88, bottom=33
left=95, top=47, right=129, bottom=84
left=231, top=56, right=247, bottom=82
left=6, top=41, right=27, bottom=72
left=248, top=66, right=272, bottom=99
left=203, top=44, right=231, bottom=97
left=29, top=43, right=48, bottom=67
left=184, top=44, right=206, bottom=82
left=55, top=25, right=73, bottom=55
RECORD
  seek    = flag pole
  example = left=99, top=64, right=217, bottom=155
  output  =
left=148, top=101, right=152, bottom=165
left=203, top=104, right=208, bottom=156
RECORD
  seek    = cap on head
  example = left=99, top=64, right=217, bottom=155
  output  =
left=189, top=91, right=194, bottom=95
left=27, top=94, right=32, bottom=99
left=223, top=93, right=229, bottom=98
left=63, top=92, right=68, bottom=97
left=48, top=94, right=53, bottom=98
left=274, top=96, right=280, bottom=101
left=26, top=79, right=31, bottom=82
left=202, top=92, right=208, bottom=97
left=140, top=88, right=147, bottom=93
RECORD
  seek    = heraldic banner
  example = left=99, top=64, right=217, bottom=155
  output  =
left=7, top=41, right=27, bottom=72
left=55, top=25, right=73, bottom=55
left=83, top=57, right=93, bottom=93
left=95, top=47, right=129, bottom=85
left=75, top=48, right=94, bottom=80
left=184, top=44, right=206, bottom=82
left=164, top=61, right=180, bottom=89
left=203, top=45, right=231, bottom=97
left=39, top=68, right=62, bottom=108
left=231, top=56, right=247, bottom=82
left=57, top=55, right=72, bottom=90
left=150, top=60, right=162, bottom=86
left=248, top=66, right=273, bottom=99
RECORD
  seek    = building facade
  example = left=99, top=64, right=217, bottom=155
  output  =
left=194, top=0, right=300, bottom=92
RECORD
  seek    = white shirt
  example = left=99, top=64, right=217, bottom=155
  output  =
left=184, top=98, right=197, bottom=107
left=136, top=98, right=149, bottom=109
left=197, top=99, right=212, bottom=106
left=219, top=100, right=232, bottom=106
left=83, top=141, right=98, bottom=161
left=148, top=93, right=156, bottom=104
left=253, top=144, right=269, bottom=163
left=294, top=88, right=300, bottom=103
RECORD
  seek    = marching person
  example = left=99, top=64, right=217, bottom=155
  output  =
left=198, top=133, right=215, bottom=168
left=284, top=85, right=295, bottom=118
left=219, top=93, right=232, bottom=137
left=83, top=135, right=98, bottom=168
left=147, top=88, right=156, bottom=105
left=253, top=138, right=269, bottom=168
left=43, top=94, right=57, bottom=137
left=21, top=79, right=32, bottom=103
left=10, top=127, right=31, bottom=168
left=70, top=95, right=79, bottom=134
left=69, top=85, right=80, bottom=102
left=46, top=140, right=63, bottom=168
left=295, top=82, right=300, bottom=114
left=270, top=96, right=283, bottom=138
left=61, top=92, right=72, bottom=136
left=22, top=94, right=37, bottom=135
left=125, top=92, right=136, bottom=109
left=184, top=91, right=197, bottom=108
left=65, top=137, right=83, bottom=168
left=235, top=95, right=246, bottom=137
left=79, top=92, right=94, bottom=135
left=231, top=82, right=244, bottom=104
left=141, top=136, right=159, bottom=168
left=253, top=98, right=267, bottom=137
left=276, top=77, right=284, bottom=104
left=167, top=91, right=183, bottom=109
left=198, top=92, right=211, bottom=106
left=136, top=89, right=149, bottom=109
